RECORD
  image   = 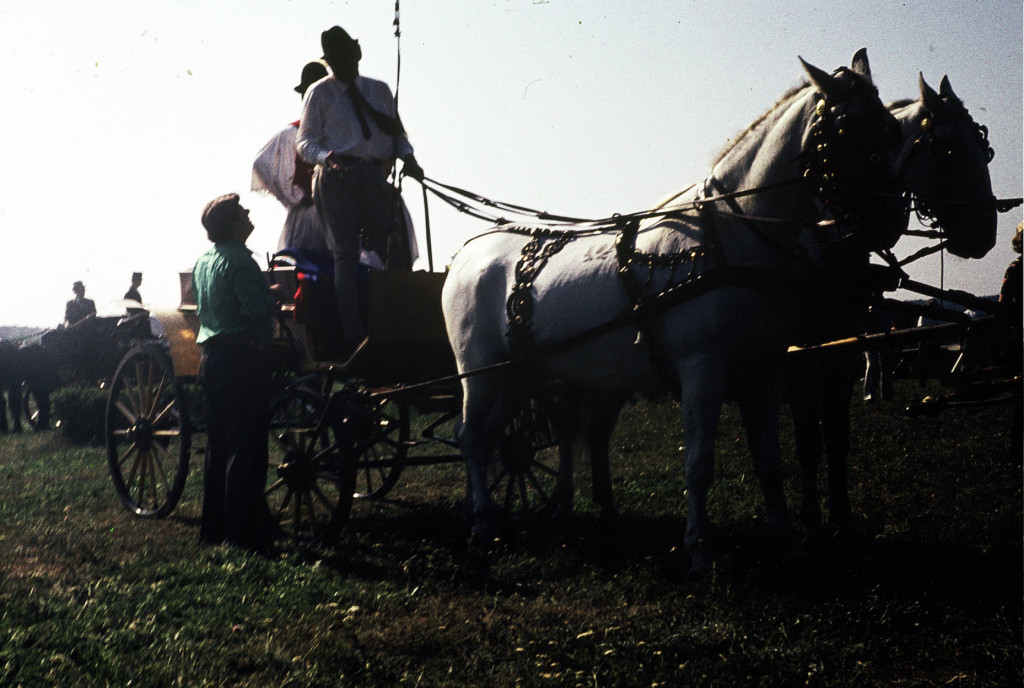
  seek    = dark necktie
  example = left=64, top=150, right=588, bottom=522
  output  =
left=348, top=86, right=372, bottom=139
left=349, top=83, right=405, bottom=138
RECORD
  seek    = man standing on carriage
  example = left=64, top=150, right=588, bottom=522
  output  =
left=296, top=25, right=424, bottom=360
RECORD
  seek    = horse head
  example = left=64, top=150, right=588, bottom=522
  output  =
left=892, top=75, right=997, bottom=259
left=799, top=49, right=909, bottom=252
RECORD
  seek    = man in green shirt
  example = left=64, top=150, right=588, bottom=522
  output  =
left=193, top=192, right=280, bottom=552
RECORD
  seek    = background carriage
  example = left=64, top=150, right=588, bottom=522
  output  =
left=0, top=309, right=154, bottom=433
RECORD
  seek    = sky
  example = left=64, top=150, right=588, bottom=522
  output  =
left=0, top=0, right=1020, bottom=327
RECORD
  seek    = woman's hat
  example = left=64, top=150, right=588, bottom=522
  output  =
left=295, top=61, right=328, bottom=94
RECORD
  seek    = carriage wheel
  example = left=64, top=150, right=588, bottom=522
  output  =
left=105, top=346, right=191, bottom=518
left=489, top=397, right=561, bottom=523
left=352, top=398, right=410, bottom=501
left=265, top=388, right=356, bottom=545
left=20, top=383, right=48, bottom=431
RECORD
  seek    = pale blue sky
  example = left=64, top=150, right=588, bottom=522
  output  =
left=0, top=0, right=1020, bottom=326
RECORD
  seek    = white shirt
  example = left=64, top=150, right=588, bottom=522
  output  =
left=251, top=123, right=329, bottom=253
left=296, top=75, right=413, bottom=166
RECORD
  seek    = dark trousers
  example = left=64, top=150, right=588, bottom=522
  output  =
left=199, top=343, right=272, bottom=550
left=316, top=162, right=410, bottom=341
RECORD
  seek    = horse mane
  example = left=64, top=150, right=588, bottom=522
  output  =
left=887, top=97, right=915, bottom=109
left=711, top=80, right=811, bottom=167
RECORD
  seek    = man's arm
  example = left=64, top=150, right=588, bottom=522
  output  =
left=296, top=88, right=330, bottom=167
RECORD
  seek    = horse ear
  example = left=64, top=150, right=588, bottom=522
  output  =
left=850, top=48, right=871, bottom=79
left=800, top=56, right=839, bottom=99
left=938, top=74, right=962, bottom=105
left=919, top=73, right=944, bottom=113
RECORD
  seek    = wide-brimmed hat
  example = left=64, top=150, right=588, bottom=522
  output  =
left=321, top=26, right=361, bottom=62
left=295, top=60, right=328, bottom=94
left=201, top=193, right=241, bottom=236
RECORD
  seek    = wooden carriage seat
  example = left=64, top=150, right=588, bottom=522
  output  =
left=340, top=270, right=457, bottom=385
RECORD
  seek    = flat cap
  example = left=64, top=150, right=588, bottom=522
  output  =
left=201, top=193, right=240, bottom=235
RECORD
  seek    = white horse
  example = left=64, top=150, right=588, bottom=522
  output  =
left=442, top=51, right=908, bottom=574
left=787, top=73, right=998, bottom=540
left=549, top=73, right=1000, bottom=550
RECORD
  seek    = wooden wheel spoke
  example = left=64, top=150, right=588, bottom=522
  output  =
left=527, top=459, right=558, bottom=478
left=311, top=483, right=337, bottom=512
left=121, top=444, right=142, bottom=486
left=524, top=468, right=551, bottom=504
left=516, top=474, right=530, bottom=510
left=132, top=360, right=150, bottom=412
left=488, top=468, right=509, bottom=497
left=150, top=398, right=175, bottom=427
left=134, top=449, right=149, bottom=507
left=503, top=472, right=516, bottom=512
left=292, top=490, right=303, bottom=531
left=303, top=491, right=319, bottom=524
left=115, top=399, right=138, bottom=425
left=264, top=477, right=286, bottom=498
left=148, top=442, right=173, bottom=492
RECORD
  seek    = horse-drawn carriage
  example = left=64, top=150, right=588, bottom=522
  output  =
left=101, top=50, right=1020, bottom=573
left=103, top=263, right=565, bottom=544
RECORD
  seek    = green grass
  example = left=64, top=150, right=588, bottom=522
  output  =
left=1, top=379, right=1020, bottom=687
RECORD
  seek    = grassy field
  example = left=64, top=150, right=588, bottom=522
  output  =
left=1, top=379, right=1020, bottom=687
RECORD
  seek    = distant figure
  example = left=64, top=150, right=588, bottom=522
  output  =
left=297, top=25, right=424, bottom=358
left=999, top=222, right=1021, bottom=315
left=64, top=281, right=96, bottom=327
left=124, top=272, right=143, bottom=304
left=193, top=192, right=280, bottom=553
left=862, top=299, right=895, bottom=402
left=252, top=61, right=332, bottom=255
left=999, top=222, right=1023, bottom=462
left=0, top=340, right=21, bottom=433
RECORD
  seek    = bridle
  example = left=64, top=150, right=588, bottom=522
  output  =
left=797, top=69, right=908, bottom=247
left=899, top=106, right=996, bottom=230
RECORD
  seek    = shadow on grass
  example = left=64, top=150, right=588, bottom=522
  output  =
left=292, top=497, right=1021, bottom=615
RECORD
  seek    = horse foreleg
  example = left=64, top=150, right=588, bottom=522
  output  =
left=583, top=392, right=627, bottom=521
left=820, top=355, right=858, bottom=529
left=736, top=369, right=797, bottom=555
left=0, top=387, right=8, bottom=433
left=8, top=382, right=23, bottom=432
left=679, top=360, right=727, bottom=575
left=786, top=361, right=825, bottom=531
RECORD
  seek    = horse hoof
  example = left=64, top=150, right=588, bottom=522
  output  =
left=831, top=523, right=868, bottom=553
left=547, top=502, right=574, bottom=523
left=781, top=540, right=814, bottom=569
left=597, top=505, right=623, bottom=527
left=800, top=525, right=831, bottom=551
left=687, top=548, right=715, bottom=578
left=468, top=511, right=502, bottom=550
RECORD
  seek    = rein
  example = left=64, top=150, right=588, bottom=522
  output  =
left=422, top=175, right=807, bottom=232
